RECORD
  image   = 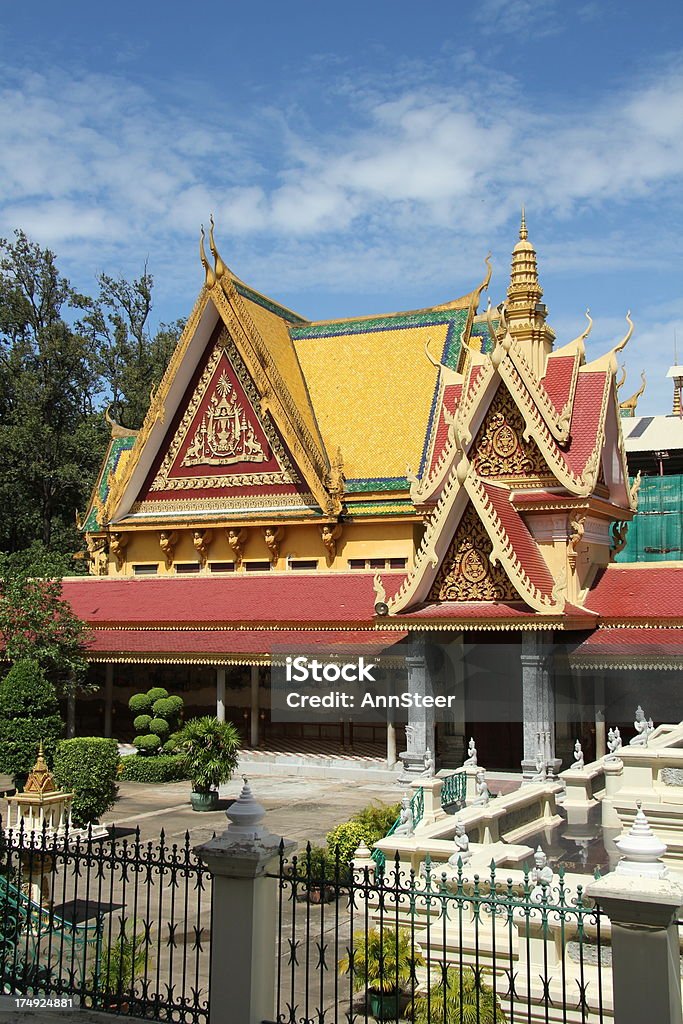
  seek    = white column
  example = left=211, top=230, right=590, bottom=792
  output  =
left=521, top=633, right=556, bottom=779
left=399, top=634, right=435, bottom=778
left=216, top=667, right=226, bottom=722
left=103, top=663, right=114, bottom=738
left=250, top=665, right=259, bottom=747
left=386, top=720, right=397, bottom=768
left=595, top=675, right=606, bottom=759
left=587, top=873, right=683, bottom=1024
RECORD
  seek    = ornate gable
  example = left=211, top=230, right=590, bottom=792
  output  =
left=473, top=385, right=549, bottom=481
left=428, top=502, right=518, bottom=602
left=134, top=324, right=313, bottom=512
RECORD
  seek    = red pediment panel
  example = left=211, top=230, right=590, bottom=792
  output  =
left=135, top=326, right=307, bottom=505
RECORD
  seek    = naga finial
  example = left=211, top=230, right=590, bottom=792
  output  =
left=199, top=225, right=216, bottom=288
left=616, top=364, right=627, bottom=391
left=209, top=214, right=227, bottom=281
left=614, top=310, right=634, bottom=354
left=424, top=335, right=441, bottom=368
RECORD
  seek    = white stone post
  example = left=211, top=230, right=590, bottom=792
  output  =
left=587, top=873, right=683, bottom=1024
left=195, top=778, right=295, bottom=1024
left=216, top=667, right=226, bottom=722
left=386, top=720, right=397, bottom=768
left=521, top=633, right=557, bottom=780
left=399, top=635, right=435, bottom=778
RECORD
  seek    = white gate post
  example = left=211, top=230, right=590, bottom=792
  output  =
left=195, top=778, right=295, bottom=1024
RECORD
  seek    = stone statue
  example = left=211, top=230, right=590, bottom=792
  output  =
left=530, top=755, right=547, bottom=783
left=448, top=820, right=471, bottom=867
left=472, top=769, right=490, bottom=806
left=393, top=795, right=414, bottom=837
left=570, top=740, right=585, bottom=770
left=530, top=846, right=553, bottom=900
left=606, top=726, right=623, bottom=760
left=463, top=737, right=477, bottom=767
left=421, top=747, right=435, bottom=777
left=630, top=706, right=654, bottom=746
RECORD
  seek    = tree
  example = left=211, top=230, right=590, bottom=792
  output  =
left=0, top=546, right=91, bottom=696
left=0, top=659, right=63, bottom=781
left=0, top=231, right=108, bottom=554
left=80, top=270, right=183, bottom=430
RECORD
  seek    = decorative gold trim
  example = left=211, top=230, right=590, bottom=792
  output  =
left=129, top=492, right=317, bottom=514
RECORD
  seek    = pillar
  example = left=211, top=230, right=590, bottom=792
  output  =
left=66, top=692, right=76, bottom=739
left=195, top=781, right=296, bottom=1024
left=216, top=667, right=226, bottom=723
left=587, top=873, right=683, bottom=1024
left=250, top=665, right=259, bottom=747
left=399, top=634, right=435, bottom=778
left=521, top=633, right=557, bottom=780
left=595, top=675, right=606, bottom=759
left=386, top=720, right=397, bottom=768
left=103, top=663, right=114, bottom=739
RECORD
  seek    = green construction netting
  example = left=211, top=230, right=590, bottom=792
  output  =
left=616, top=475, right=683, bottom=561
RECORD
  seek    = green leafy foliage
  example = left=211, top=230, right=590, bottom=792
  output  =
left=408, top=966, right=506, bottom=1024
left=148, top=717, right=169, bottom=738
left=52, top=737, right=119, bottom=826
left=176, top=716, right=240, bottom=793
left=90, top=928, right=150, bottom=1002
left=128, top=692, right=153, bottom=714
left=324, top=801, right=401, bottom=865
left=0, top=549, right=91, bottom=695
left=129, top=687, right=183, bottom=753
left=133, top=734, right=161, bottom=753
left=0, top=659, right=63, bottom=781
left=339, top=928, right=425, bottom=995
left=119, top=753, right=188, bottom=783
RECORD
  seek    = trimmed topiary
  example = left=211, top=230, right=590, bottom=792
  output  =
left=130, top=687, right=184, bottom=755
left=133, top=734, right=161, bottom=753
left=129, top=692, right=153, bottom=715
left=162, top=738, right=178, bottom=753
left=148, top=717, right=169, bottom=738
left=52, top=738, right=119, bottom=826
left=147, top=687, right=169, bottom=702
left=120, top=753, right=188, bottom=783
left=0, top=659, right=63, bottom=782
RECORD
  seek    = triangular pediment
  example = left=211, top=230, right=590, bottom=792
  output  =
left=471, top=384, right=551, bottom=481
left=134, top=324, right=314, bottom=512
left=428, top=502, right=518, bottom=602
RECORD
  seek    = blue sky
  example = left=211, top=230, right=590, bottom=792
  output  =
left=2, top=0, right=683, bottom=413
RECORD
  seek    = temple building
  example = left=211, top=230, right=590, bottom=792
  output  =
left=65, top=215, right=683, bottom=774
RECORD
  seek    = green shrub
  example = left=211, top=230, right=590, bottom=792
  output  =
left=151, top=697, right=181, bottom=719
left=176, top=716, right=240, bottom=793
left=133, top=714, right=152, bottom=731
left=166, top=695, right=184, bottom=716
left=352, top=802, right=401, bottom=836
left=325, top=821, right=369, bottom=865
left=408, top=966, right=506, bottom=1024
left=147, top=687, right=169, bottom=702
left=128, top=692, right=153, bottom=714
left=162, top=738, right=178, bottom=753
left=133, top=734, right=161, bottom=753
left=120, top=753, right=188, bottom=783
left=0, top=660, right=63, bottom=782
left=148, top=717, right=169, bottom=738
left=52, top=738, right=119, bottom=827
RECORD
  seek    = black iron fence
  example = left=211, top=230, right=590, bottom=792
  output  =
left=0, top=819, right=211, bottom=1023
left=268, top=845, right=607, bottom=1024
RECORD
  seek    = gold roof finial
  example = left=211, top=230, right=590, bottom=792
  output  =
left=209, top=214, right=227, bottom=281
left=199, top=225, right=216, bottom=289
left=520, top=206, right=528, bottom=241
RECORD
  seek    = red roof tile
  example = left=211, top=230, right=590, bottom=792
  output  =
left=542, top=354, right=577, bottom=417
left=479, top=481, right=556, bottom=598
left=62, top=573, right=379, bottom=627
left=585, top=565, right=683, bottom=621
left=425, top=382, right=462, bottom=479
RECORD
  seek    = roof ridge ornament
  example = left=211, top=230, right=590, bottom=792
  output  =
left=520, top=206, right=528, bottom=241
left=613, top=311, right=634, bottom=354
left=199, top=225, right=216, bottom=289
left=209, top=214, right=227, bottom=282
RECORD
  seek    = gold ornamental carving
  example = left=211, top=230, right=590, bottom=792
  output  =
left=263, top=526, right=284, bottom=565
left=428, top=504, right=518, bottom=602
left=227, top=527, right=248, bottom=567
left=109, top=532, right=129, bottom=571
left=321, top=523, right=342, bottom=565
left=473, top=388, right=547, bottom=479
left=192, top=529, right=213, bottom=568
left=182, top=372, right=266, bottom=468
left=159, top=530, right=178, bottom=569
left=86, top=536, right=108, bottom=576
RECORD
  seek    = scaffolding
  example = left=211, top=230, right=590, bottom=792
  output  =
left=616, top=475, right=683, bottom=561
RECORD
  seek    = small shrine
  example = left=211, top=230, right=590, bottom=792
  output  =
left=5, top=744, right=74, bottom=840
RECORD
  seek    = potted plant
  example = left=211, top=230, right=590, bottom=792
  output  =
left=408, top=966, right=506, bottom=1024
left=338, top=926, right=424, bottom=1021
left=90, top=930, right=150, bottom=1012
left=176, top=716, right=240, bottom=811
